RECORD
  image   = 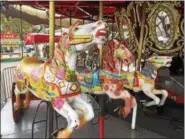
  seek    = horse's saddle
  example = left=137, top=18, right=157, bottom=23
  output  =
left=76, top=67, right=102, bottom=92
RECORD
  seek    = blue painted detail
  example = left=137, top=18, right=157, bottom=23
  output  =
left=79, top=81, right=91, bottom=88
left=48, top=92, right=55, bottom=96
left=79, top=82, right=90, bottom=88
left=71, top=45, right=77, bottom=52
left=102, top=70, right=121, bottom=79
left=141, top=61, right=156, bottom=79
left=32, top=87, right=37, bottom=92
left=91, top=69, right=101, bottom=88
left=78, top=69, right=101, bottom=89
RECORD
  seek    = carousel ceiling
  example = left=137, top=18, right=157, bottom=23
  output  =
left=7, top=1, right=127, bottom=22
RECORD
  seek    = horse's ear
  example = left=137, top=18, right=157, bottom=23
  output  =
left=110, top=39, right=119, bottom=49
left=69, top=20, right=83, bottom=32
left=75, top=20, right=83, bottom=25
left=71, top=20, right=83, bottom=28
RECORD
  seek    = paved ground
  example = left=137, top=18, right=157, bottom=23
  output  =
left=1, top=99, right=166, bottom=138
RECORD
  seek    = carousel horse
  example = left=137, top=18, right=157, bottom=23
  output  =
left=76, top=39, right=137, bottom=118
left=120, top=55, right=172, bottom=108
left=118, top=55, right=172, bottom=129
left=76, top=39, right=172, bottom=120
left=14, top=20, right=109, bottom=138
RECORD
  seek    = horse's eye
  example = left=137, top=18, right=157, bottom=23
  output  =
left=120, top=45, right=124, bottom=49
left=114, top=45, right=119, bottom=49
left=92, top=26, right=96, bottom=30
left=74, top=27, right=79, bottom=31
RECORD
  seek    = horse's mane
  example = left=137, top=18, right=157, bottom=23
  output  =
left=141, top=61, right=157, bottom=79
left=52, top=20, right=83, bottom=68
left=102, top=39, right=124, bottom=74
left=53, top=42, right=66, bottom=67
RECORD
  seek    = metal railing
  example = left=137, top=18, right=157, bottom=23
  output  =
left=1, top=66, right=16, bottom=110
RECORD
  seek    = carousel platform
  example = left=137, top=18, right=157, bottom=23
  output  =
left=1, top=63, right=184, bottom=138
left=1, top=99, right=166, bottom=138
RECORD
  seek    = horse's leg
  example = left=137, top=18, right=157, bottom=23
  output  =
left=14, top=84, right=21, bottom=110
left=51, top=99, right=80, bottom=138
left=14, top=83, right=29, bottom=110
left=23, top=91, right=31, bottom=108
left=142, top=87, right=160, bottom=107
left=70, top=95, right=94, bottom=130
left=152, top=89, right=168, bottom=106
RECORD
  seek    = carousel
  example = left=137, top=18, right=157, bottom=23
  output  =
left=0, top=1, right=184, bottom=139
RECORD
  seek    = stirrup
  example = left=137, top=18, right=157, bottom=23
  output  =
left=51, top=128, right=64, bottom=138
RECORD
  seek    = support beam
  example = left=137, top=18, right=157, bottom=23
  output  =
left=20, top=4, right=23, bottom=58
left=99, top=1, right=103, bottom=67
left=49, top=1, right=55, bottom=59
left=136, top=5, right=146, bottom=71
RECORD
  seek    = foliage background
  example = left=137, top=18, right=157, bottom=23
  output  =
left=1, top=13, right=33, bottom=36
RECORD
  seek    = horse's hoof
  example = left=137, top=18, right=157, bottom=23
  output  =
left=51, top=128, right=64, bottom=138
left=143, top=106, right=158, bottom=115
left=157, top=106, right=164, bottom=114
left=13, top=109, right=22, bottom=122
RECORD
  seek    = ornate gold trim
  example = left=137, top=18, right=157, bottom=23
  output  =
left=180, top=19, right=184, bottom=35
left=147, top=2, right=181, bottom=50
left=148, top=45, right=183, bottom=54
left=115, top=8, right=138, bottom=53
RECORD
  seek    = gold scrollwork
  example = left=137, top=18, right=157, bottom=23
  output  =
left=127, top=2, right=137, bottom=29
left=177, top=36, right=184, bottom=48
left=115, top=8, right=138, bottom=53
left=148, top=45, right=183, bottom=55
left=180, top=19, right=184, bottom=35
left=147, top=2, right=181, bottom=50
left=145, top=37, right=183, bottom=55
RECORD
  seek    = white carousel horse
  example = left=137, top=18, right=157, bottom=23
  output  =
left=121, top=55, right=172, bottom=107
left=120, top=55, right=172, bottom=129
left=14, top=20, right=109, bottom=138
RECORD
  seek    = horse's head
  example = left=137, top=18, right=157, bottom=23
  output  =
left=113, top=39, right=135, bottom=66
left=147, top=56, right=173, bottom=69
left=61, top=20, right=109, bottom=52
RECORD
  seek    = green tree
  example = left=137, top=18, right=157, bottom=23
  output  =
left=1, top=13, right=32, bottom=35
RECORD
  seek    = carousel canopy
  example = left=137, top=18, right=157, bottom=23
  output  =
left=4, top=1, right=127, bottom=23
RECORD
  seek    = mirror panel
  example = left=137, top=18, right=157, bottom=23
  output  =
left=156, top=11, right=171, bottom=44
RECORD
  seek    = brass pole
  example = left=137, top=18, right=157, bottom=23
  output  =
left=48, top=2, right=55, bottom=138
left=99, top=1, right=103, bottom=20
left=20, top=4, right=23, bottom=58
left=49, top=1, right=55, bottom=59
left=136, top=5, right=145, bottom=71
left=98, top=2, right=105, bottom=139
left=99, top=1, right=103, bottom=68
left=70, top=10, right=72, bottom=25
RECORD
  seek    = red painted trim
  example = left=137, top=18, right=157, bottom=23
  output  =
left=99, top=116, right=104, bottom=139
left=59, top=92, right=80, bottom=98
